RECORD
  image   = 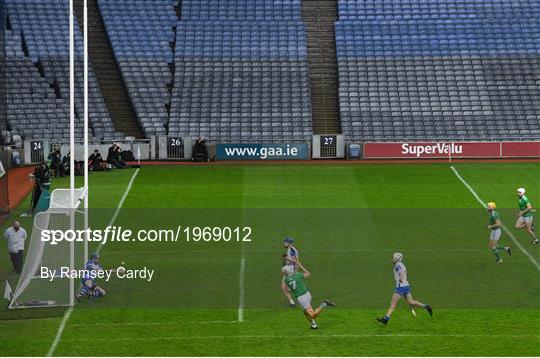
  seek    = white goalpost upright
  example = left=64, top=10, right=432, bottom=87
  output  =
left=68, top=0, right=91, bottom=307
left=8, top=0, right=89, bottom=309
left=68, top=0, right=75, bottom=308
left=83, top=0, right=89, bottom=266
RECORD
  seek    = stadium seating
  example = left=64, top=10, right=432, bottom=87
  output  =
left=6, top=30, right=73, bottom=141
left=5, top=0, right=120, bottom=142
left=169, top=1, right=312, bottom=141
left=97, top=0, right=177, bottom=137
left=336, top=0, right=540, bottom=140
left=7, top=0, right=540, bottom=143
left=181, top=0, right=302, bottom=21
left=338, top=0, right=540, bottom=20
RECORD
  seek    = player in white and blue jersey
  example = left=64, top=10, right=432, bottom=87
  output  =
left=280, top=237, right=299, bottom=307
left=377, top=253, right=433, bottom=325
left=75, top=252, right=106, bottom=301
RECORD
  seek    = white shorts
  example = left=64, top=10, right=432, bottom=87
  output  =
left=517, top=216, right=533, bottom=225
left=489, top=228, right=501, bottom=241
left=296, top=292, right=312, bottom=310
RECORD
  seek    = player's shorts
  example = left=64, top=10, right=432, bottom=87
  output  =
left=395, top=286, right=411, bottom=296
left=489, top=228, right=502, bottom=241
left=517, top=216, right=533, bottom=225
left=296, top=292, right=312, bottom=310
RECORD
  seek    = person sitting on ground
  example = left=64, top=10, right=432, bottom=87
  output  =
left=107, top=144, right=127, bottom=169
left=62, top=152, right=84, bottom=176
left=114, top=145, right=129, bottom=168
left=107, top=144, right=115, bottom=163
left=192, top=136, right=209, bottom=162
left=89, top=149, right=106, bottom=171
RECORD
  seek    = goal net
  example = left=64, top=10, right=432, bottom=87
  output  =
left=9, top=188, right=86, bottom=309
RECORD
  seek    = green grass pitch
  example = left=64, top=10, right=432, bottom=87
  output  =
left=1, top=162, right=539, bottom=356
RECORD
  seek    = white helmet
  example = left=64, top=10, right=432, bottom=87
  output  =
left=517, top=188, right=526, bottom=195
left=281, top=266, right=294, bottom=276
left=393, top=252, right=403, bottom=263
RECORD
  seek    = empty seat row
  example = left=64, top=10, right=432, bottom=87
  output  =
left=338, top=0, right=540, bottom=20
left=181, top=0, right=302, bottom=21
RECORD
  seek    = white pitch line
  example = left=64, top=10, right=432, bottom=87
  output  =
left=47, top=168, right=140, bottom=357
left=237, top=255, right=246, bottom=322
left=65, top=333, right=539, bottom=343
left=46, top=307, right=73, bottom=357
left=238, top=173, right=248, bottom=323
left=97, top=168, right=140, bottom=254
left=450, top=165, right=540, bottom=271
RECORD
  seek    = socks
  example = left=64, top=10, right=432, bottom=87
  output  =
left=384, top=315, right=391, bottom=321
left=493, top=246, right=508, bottom=259
left=289, top=299, right=295, bottom=305
left=319, top=302, right=328, bottom=309
left=493, top=245, right=513, bottom=259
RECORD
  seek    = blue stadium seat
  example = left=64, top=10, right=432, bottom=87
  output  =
left=336, top=0, right=540, bottom=140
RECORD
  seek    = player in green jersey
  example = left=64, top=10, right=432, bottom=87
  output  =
left=282, top=263, right=335, bottom=329
left=486, top=202, right=511, bottom=263
left=514, top=188, right=538, bottom=245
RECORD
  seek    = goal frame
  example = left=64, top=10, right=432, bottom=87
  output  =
left=8, top=0, right=89, bottom=309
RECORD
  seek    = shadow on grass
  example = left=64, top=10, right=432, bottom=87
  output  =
left=0, top=305, right=65, bottom=321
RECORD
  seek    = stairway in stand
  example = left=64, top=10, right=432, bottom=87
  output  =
left=74, top=0, right=143, bottom=138
left=302, top=0, right=341, bottom=134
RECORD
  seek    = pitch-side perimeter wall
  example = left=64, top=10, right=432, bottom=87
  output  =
left=216, top=143, right=310, bottom=161
left=363, top=141, right=540, bottom=159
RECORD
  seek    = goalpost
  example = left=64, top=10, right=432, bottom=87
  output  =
left=9, top=0, right=89, bottom=309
